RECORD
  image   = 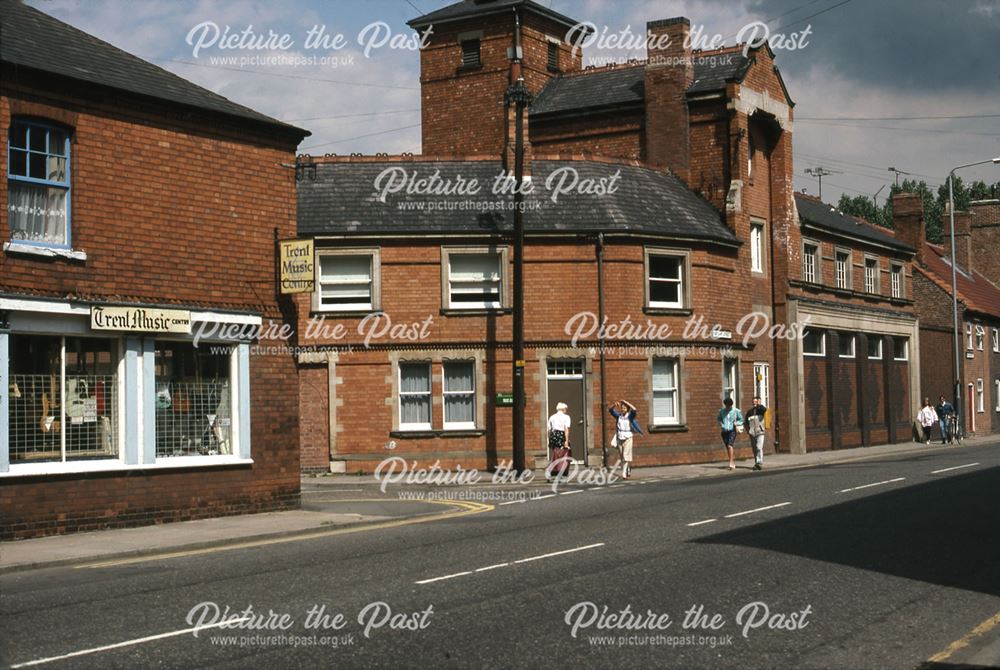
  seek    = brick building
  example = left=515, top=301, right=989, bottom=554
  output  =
left=904, top=199, right=1000, bottom=437
left=0, top=1, right=308, bottom=538
left=293, top=0, right=920, bottom=472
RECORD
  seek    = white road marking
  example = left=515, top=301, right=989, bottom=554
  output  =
left=723, top=502, right=792, bottom=518
left=414, top=570, right=474, bottom=585
left=687, top=518, right=718, bottom=527
left=498, top=499, right=525, bottom=506
left=837, top=477, right=905, bottom=493
left=416, top=543, right=605, bottom=584
left=513, top=543, right=605, bottom=564
left=535, top=494, right=556, bottom=500
left=931, top=462, right=980, bottom=474
left=475, top=563, right=509, bottom=572
left=610, top=484, right=626, bottom=488
left=10, top=618, right=250, bottom=668
left=559, top=490, right=583, bottom=495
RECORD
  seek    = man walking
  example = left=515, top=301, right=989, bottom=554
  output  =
left=936, top=395, right=955, bottom=444
left=745, top=396, right=767, bottom=470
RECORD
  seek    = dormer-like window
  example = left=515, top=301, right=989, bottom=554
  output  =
left=8, top=119, right=71, bottom=247
left=460, top=38, right=481, bottom=68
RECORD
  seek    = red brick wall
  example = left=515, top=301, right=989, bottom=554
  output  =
left=0, top=75, right=303, bottom=539
left=971, top=200, right=1000, bottom=289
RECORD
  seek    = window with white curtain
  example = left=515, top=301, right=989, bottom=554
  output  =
left=447, top=253, right=502, bottom=309
left=316, top=253, right=375, bottom=311
left=399, top=362, right=432, bottom=429
left=652, top=358, right=679, bottom=425
left=7, top=120, right=71, bottom=246
left=443, top=361, right=475, bottom=429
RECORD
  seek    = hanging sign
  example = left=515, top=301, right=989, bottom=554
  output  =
left=280, top=238, right=315, bottom=294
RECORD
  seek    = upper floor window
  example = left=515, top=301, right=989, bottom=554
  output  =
left=8, top=119, right=71, bottom=247
left=460, top=38, right=481, bottom=68
left=993, top=328, right=999, bottom=353
left=835, top=250, right=851, bottom=289
left=443, top=248, right=505, bottom=310
left=890, top=263, right=903, bottom=298
left=975, top=325, right=985, bottom=351
left=547, top=41, right=559, bottom=71
left=747, top=132, right=755, bottom=178
left=315, top=249, right=379, bottom=312
left=802, top=241, right=820, bottom=284
left=864, top=257, right=880, bottom=294
left=966, top=323, right=974, bottom=351
left=750, top=221, right=764, bottom=273
left=722, top=358, right=739, bottom=404
left=645, top=248, right=689, bottom=310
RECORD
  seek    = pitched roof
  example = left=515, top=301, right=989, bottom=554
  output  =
left=531, top=53, right=751, bottom=117
left=407, top=0, right=583, bottom=32
left=795, top=193, right=915, bottom=253
left=297, top=157, right=736, bottom=244
left=0, top=0, right=308, bottom=138
left=918, top=244, right=1000, bottom=319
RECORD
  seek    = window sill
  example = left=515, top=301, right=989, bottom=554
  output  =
left=310, top=309, right=381, bottom=318
left=456, top=64, right=483, bottom=74
left=0, top=455, right=253, bottom=478
left=647, top=424, right=688, bottom=433
left=389, top=429, right=486, bottom=439
left=642, top=307, right=692, bottom=316
left=4, top=241, right=86, bottom=262
left=440, top=307, right=512, bottom=316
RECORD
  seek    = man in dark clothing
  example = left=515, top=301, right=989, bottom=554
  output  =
left=936, top=395, right=955, bottom=444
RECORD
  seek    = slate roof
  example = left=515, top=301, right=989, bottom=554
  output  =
left=407, top=0, right=583, bottom=32
left=531, top=53, right=751, bottom=116
left=297, top=158, right=735, bottom=245
left=919, top=244, right=1000, bottom=319
left=0, top=0, right=308, bottom=137
left=795, top=194, right=915, bottom=253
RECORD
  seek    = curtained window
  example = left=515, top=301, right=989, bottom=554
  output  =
left=8, top=120, right=70, bottom=246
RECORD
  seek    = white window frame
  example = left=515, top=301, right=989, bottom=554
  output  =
left=838, top=333, right=856, bottom=358
left=802, top=240, right=820, bottom=284
left=993, top=328, right=999, bottom=353
left=890, top=263, right=903, bottom=298
left=398, top=362, right=432, bottom=431
left=442, top=246, right=507, bottom=311
left=976, top=378, right=984, bottom=413
left=864, top=256, right=880, bottom=294
left=995, top=379, right=1000, bottom=412
left=313, top=248, right=380, bottom=313
left=442, top=360, right=476, bottom=430
left=803, top=329, right=826, bottom=357
left=753, top=362, right=770, bottom=409
left=966, top=323, right=974, bottom=351
left=975, top=325, right=985, bottom=351
left=750, top=221, right=764, bottom=274
left=652, top=358, right=680, bottom=425
left=893, top=336, right=909, bottom=361
left=867, top=337, right=883, bottom=360
left=722, top=358, right=739, bottom=404
left=835, top=249, right=851, bottom=290
left=645, top=248, right=690, bottom=310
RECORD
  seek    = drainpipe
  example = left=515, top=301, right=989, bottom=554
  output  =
left=596, top=232, right=608, bottom=468
left=767, top=137, right=781, bottom=451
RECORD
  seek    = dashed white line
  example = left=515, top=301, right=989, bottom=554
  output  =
left=559, top=490, right=583, bottom=495
left=416, top=543, right=605, bottom=584
left=498, top=499, right=525, bottom=506
left=723, top=502, right=792, bottom=518
left=931, top=462, right=980, bottom=475
left=837, top=477, right=905, bottom=493
left=512, top=543, right=606, bottom=564
left=687, top=518, right=718, bottom=527
left=535, top=494, right=556, bottom=500
left=10, top=618, right=251, bottom=668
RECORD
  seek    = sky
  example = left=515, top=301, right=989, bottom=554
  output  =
left=24, top=0, right=1000, bottom=207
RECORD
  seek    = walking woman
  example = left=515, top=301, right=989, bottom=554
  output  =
left=717, top=397, right=744, bottom=470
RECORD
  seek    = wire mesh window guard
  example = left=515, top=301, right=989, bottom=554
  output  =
left=7, top=335, right=119, bottom=462
left=154, top=343, right=232, bottom=457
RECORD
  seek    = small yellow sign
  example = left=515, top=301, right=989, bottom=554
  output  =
left=279, top=239, right=315, bottom=294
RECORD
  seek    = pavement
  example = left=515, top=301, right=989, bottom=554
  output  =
left=0, top=436, right=996, bottom=574
left=1, top=435, right=993, bottom=574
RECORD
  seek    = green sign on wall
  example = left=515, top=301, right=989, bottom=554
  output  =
left=495, top=393, right=514, bottom=407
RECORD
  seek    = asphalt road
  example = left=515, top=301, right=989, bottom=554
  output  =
left=2, top=442, right=998, bottom=669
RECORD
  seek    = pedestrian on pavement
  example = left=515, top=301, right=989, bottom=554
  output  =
left=744, top=395, right=767, bottom=470
left=936, top=395, right=955, bottom=444
left=917, top=398, right=938, bottom=445
left=547, top=403, right=572, bottom=482
left=609, top=399, right=643, bottom=478
left=717, top=397, right=744, bottom=471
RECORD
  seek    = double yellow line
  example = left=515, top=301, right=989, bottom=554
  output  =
left=76, top=498, right=493, bottom=569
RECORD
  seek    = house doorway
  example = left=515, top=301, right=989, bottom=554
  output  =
left=546, top=360, right=586, bottom=463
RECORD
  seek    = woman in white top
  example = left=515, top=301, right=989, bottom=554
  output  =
left=917, top=398, right=938, bottom=445
left=548, top=402, right=572, bottom=452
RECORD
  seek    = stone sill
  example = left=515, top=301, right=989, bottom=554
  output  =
left=389, top=429, right=487, bottom=439
left=4, top=241, right=87, bottom=262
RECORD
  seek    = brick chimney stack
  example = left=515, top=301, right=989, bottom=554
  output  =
left=951, top=209, right=973, bottom=275
left=644, top=17, right=694, bottom=183
left=892, top=192, right=925, bottom=265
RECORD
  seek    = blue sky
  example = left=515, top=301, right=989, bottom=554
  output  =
left=26, top=0, right=1000, bottom=206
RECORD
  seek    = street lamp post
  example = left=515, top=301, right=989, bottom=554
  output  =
left=946, top=157, right=1000, bottom=437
